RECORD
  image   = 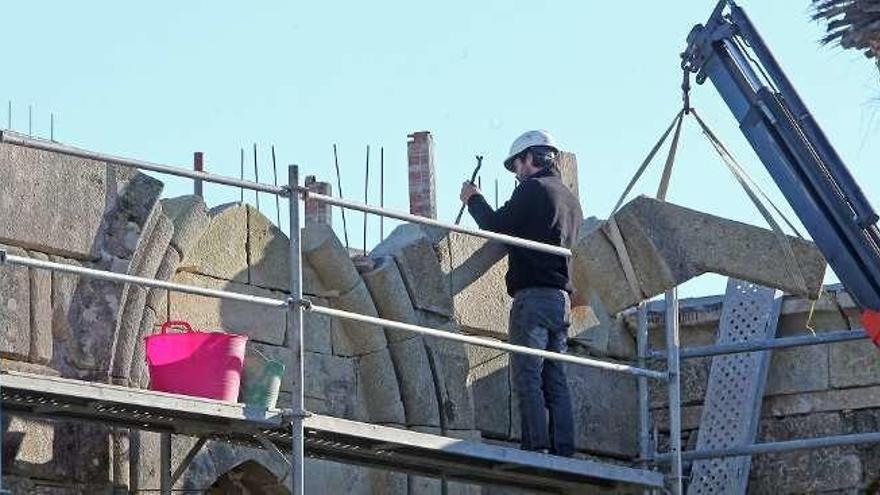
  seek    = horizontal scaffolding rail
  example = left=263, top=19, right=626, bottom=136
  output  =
left=307, top=303, right=666, bottom=381
left=649, top=329, right=867, bottom=359
left=306, top=191, right=572, bottom=257
left=0, top=252, right=287, bottom=309
left=0, top=249, right=660, bottom=380
left=0, top=131, right=571, bottom=258
left=0, top=130, right=287, bottom=196
left=653, top=431, right=880, bottom=463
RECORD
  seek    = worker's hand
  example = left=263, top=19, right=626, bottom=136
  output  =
left=460, top=181, right=481, bottom=204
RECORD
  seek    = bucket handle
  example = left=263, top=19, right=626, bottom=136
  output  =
left=160, top=320, right=195, bottom=334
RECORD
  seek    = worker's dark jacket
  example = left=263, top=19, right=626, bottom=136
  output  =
left=467, top=167, right=583, bottom=297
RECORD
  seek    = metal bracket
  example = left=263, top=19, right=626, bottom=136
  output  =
left=254, top=433, right=293, bottom=484
left=171, top=436, right=208, bottom=486
left=284, top=184, right=309, bottom=200
left=291, top=297, right=313, bottom=311
left=281, top=407, right=312, bottom=421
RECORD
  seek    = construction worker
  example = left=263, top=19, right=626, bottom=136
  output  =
left=459, top=130, right=582, bottom=457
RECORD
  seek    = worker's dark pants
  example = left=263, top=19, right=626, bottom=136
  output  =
left=509, top=287, right=575, bottom=457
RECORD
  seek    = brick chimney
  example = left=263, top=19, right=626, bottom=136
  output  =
left=407, top=131, right=436, bottom=219
left=304, top=175, right=332, bottom=226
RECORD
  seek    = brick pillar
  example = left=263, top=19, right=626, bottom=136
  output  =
left=407, top=131, right=436, bottom=219
left=304, top=175, right=332, bottom=226
left=557, top=151, right=580, bottom=201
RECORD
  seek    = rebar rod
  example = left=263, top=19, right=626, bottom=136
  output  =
left=272, top=145, right=281, bottom=226
left=253, top=143, right=261, bottom=212
left=364, top=145, right=370, bottom=253
left=380, top=146, right=385, bottom=241
left=333, top=144, right=350, bottom=250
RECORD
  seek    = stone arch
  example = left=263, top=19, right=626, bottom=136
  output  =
left=206, top=460, right=290, bottom=495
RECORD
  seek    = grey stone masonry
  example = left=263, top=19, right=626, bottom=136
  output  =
left=573, top=196, right=826, bottom=314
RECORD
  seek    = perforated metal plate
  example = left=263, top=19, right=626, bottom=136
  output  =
left=688, top=279, right=782, bottom=495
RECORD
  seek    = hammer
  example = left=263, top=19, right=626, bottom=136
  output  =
left=455, top=155, right=483, bottom=225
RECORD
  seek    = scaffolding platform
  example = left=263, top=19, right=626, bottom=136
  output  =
left=0, top=370, right=665, bottom=491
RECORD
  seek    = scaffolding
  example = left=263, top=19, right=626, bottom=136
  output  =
left=0, top=129, right=877, bottom=494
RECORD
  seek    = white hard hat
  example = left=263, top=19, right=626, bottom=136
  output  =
left=504, top=130, right=559, bottom=171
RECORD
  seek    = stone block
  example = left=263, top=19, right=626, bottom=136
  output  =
left=750, top=413, right=861, bottom=493
left=763, top=385, right=880, bottom=417
left=302, top=296, right=333, bottom=354
left=248, top=205, right=291, bottom=291
left=329, top=280, right=387, bottom=357
left=302, top=224, right=360, bottom=293
left=434, top=231, right=511, bottom=337
left=144, top=247, right=181, bottom=321
left=650, top=356, right=710, bottom=407
left=130, top=204, right=173, bottom=279
left=357, top=348, right=406, bottom=425
left=573, top=196, right=826, bottom=314
left=184, top=203, right=248, bottom=283
left=778, top=290, right=848, bottom=336
left=61, top=255, right=131, bottom=371
left=128, top=306, right=156, bottom=389
left=168, top=272, right=286, bottom=345
left=111, top=285, right=148, bottom=379
left=302, top=259, right=327, bottom=297
left=569, top=303, right=608, bottom=355
left=422, top=323, right=476, bottom=431
left=0, top=245, right=31, bottom=360
left=362, top=256, right=419, bottom=343
left=101, top=172, right=164, bottom=263
left=467, top=351, right=511, bottom=439
left=304, top=351, right=357, bottom=419
left=206, top=442, right=289, bottom=489
left=27, top=251, right=52, bottom=365
left=372, top=224, right=453, bottom=317
left=161, top=195, right=209, bottom=264
left=304, top=458, right=407, bottom=495
left=388, top=337, right=441, bottom=427
left=830, top=338, right=880, bottom=388
left=567, top=363, right=639, bottom=458
left=765, top=344, right=829, bottom=396
left=49, top=255, right=78, bottom=341
left=0, top=143, right=140, bottom=260
left=4, top=415, right=73, bottom=481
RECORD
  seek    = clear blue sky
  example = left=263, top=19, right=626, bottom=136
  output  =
left=3, top=1, right=879, bottom=297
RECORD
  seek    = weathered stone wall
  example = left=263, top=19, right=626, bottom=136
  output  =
left=641, top=286, right=880, bottom=492
left=3, top=140, right=880, bottom=493
left=0, top=139, right=485, bottom=494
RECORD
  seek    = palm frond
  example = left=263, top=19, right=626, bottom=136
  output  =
left=812, top=0, right=880, bottom=59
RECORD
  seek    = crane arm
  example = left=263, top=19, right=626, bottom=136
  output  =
left=683, top=1, right=880, bottom=319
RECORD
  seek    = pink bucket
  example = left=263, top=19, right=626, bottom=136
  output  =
left=145, top=320, right=248, bottom=402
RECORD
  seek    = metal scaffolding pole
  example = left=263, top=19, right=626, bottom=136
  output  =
left=664, top=289, right=683, bottom=495
left=160, top=432, right=172, bottom=495
left=650, top=328, right=867, bottom=360
left=653, top=430, right=880, bottom=463
left=637, top=303, right=651, bottom=464
left=288, top=165, right=305, bottom=495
